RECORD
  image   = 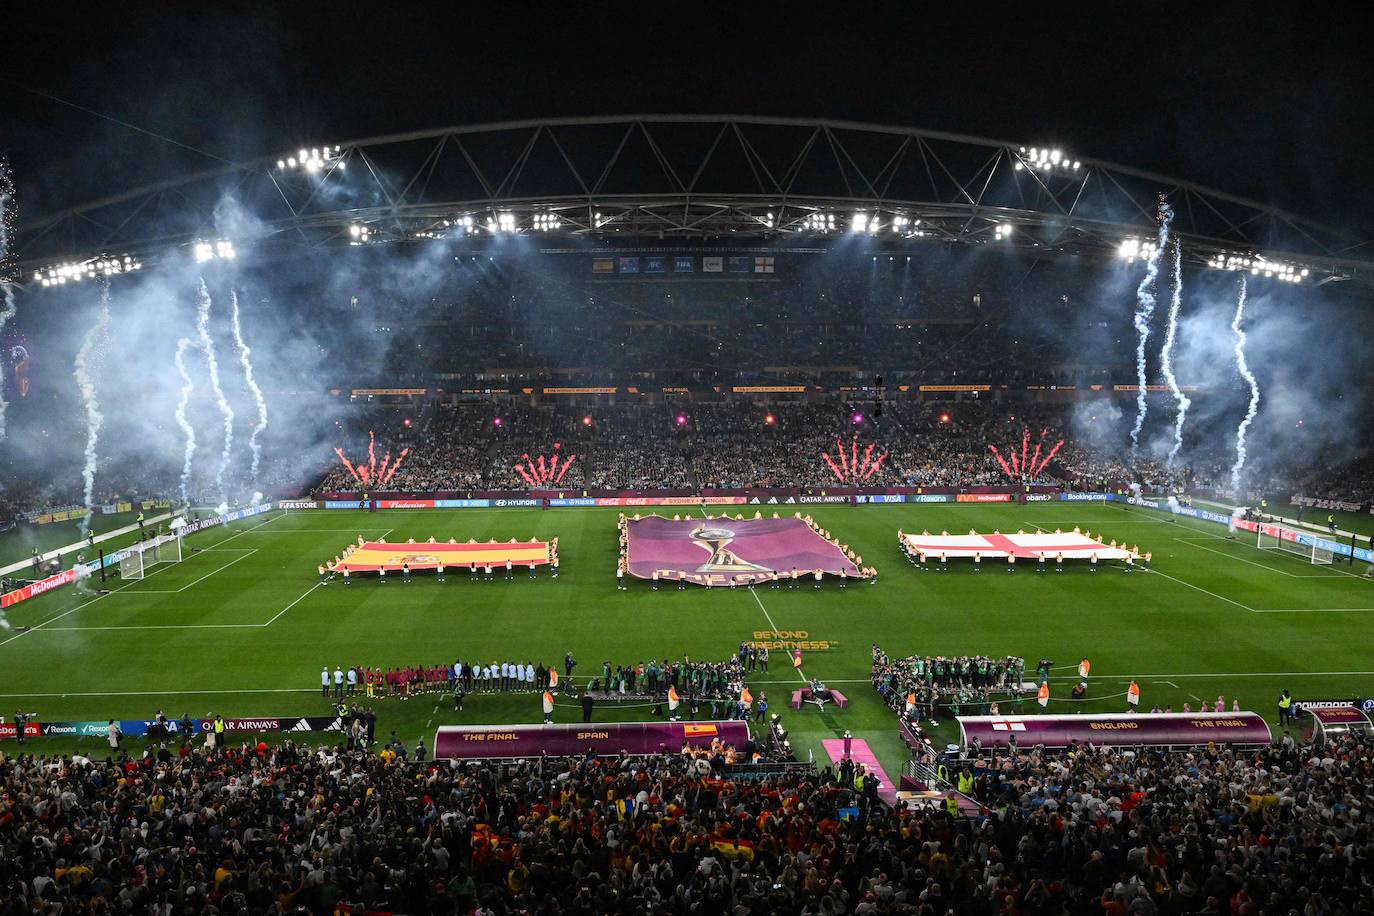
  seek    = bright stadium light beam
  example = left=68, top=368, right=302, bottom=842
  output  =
left=1207, top=251, right=1308, bottom=283
left=1016, top=145, right=1082, bottom=174
left=277, top=144, right=345, bottom=174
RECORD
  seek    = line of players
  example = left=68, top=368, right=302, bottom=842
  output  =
left=320, top=659, right=573, bottom=701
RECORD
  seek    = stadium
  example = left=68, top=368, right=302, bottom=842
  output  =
left=2, top=9, right=1374, bottom=914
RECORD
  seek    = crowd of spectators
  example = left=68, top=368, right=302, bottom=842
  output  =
left=6, top=724, right=1374, bottom=914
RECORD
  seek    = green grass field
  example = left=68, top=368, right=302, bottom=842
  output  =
left=3, top=501, right=1373, bottom=775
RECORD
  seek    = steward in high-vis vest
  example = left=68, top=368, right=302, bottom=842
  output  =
left=945, top=794, right=959, bottom=817
left=1278, top=690, right=1293, bottom=727
left=212, top=715, right=226, bottom=749
left=957, top=770, right=975, bottom=795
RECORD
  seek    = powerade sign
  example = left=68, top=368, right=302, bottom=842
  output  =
left=854, top=495, right=905, bottom=504
left=433, top=499, right=493, bottom=509
left=549, top=498, right=597, bottom=507
left=492, top=498, right=542, bottom=507
left=1060, top=493, right=1109, bottom=501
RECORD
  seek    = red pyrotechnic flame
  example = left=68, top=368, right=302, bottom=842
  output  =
left=823, top=434, right=887, bottom=483
left=516, top=443, right=577, bottom=487
left=989, top=427, right=1065, bottom=482
left=336, top=437, right=411, bottom=487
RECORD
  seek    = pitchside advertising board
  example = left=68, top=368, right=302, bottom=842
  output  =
left=434, top=720, right=751, bottom=759
left=958, top=712, right=1273, bottom=749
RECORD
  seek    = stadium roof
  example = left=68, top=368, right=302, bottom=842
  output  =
left=12, top=115, right=1374, bottom=292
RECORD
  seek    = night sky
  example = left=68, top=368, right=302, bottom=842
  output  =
left=3, top=3, right=1372, bottom=237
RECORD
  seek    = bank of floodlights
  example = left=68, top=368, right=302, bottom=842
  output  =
left=1207, top=252, right=1308, bottom=283
left=851, top=212, right=880, bottom=234
left=891, top=215, right=927, bottom=238
left=32, top=254, right=142, bottom=286
left=277, top=145, right=346, bottom=174
left=348, top=223, right=372, bottom=245
left=487, top=212, right=518, bottom=233
left=994, top=222, right=1014, bottom=240
left=1117, top=237, right=1158, bottom=264
left=1015, top=146, right=1081, bottom=174
left=803, top=212, right=836, bottom=232
left=532, top=213, right=562, bottom=231
left=194, top=240, right=236, bottom=264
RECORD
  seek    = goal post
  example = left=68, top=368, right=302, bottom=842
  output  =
left=116, top=533, right=184, bottom=581
left=1257, top=522, right=1334, bottom=565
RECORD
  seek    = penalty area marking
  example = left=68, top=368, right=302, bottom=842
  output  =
left=120, top=549, right=259, bottom=594
left=1169, top=539, right=1345, bottom=578
left=40, top=582, right=324, bottom=632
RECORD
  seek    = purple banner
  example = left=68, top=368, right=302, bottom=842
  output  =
left=958, top=712, right=1272, bottom=749
left=1308, top=706, right=1371, bottom=726
left=433, top=720, right=751, bottom=759
left=625, top=515, right=860, bottom=587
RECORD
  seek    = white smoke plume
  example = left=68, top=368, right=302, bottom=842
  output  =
left=0, top=167, right=16, bottom=441
left=1160, top=239, right=1191, bottom=470
left=73, top=286, right=112, bottom=536
left=1229, top=275, right=1260, bottom=497
left=229, top=288, right=268, bottom=485
left=196, top=279, right=234, bottom=505
left=173, top=338, right=198, bottom=507
left=1130, top=203, right=1174, bottom=454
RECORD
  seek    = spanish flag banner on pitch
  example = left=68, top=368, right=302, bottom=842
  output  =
left=340, top=540, right=549, bottom=573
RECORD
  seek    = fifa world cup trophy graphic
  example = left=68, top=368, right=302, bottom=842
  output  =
left=689, top=526, right=769, bottom=574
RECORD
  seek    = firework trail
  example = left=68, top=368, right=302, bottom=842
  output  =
left=73, top=287, right=112, bottom=536
left=988, top=445, right=1014, bottom=479
left=0, top=166, right=16, bottom=441
left=1229, top=275, right=1260, bottom=496
left=174, top=339, right=198, bottom=507
left=1160, top=240, right=1191, bottom=470
left=1130, top=203, right=1174, bottom=454
left=196, top=281, right=235, bottom=504
left=229, top=289, right=268, bottom=485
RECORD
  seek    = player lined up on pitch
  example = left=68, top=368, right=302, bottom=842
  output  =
left=318, top=533, right=559, bottom=583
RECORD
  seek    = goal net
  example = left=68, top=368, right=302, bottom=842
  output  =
left=1257, top=523, right=1334, bottom=565
left=118, top=534, right=184, bottom=580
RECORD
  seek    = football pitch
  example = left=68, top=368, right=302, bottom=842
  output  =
left=3, top=501, right=1373, bottom=773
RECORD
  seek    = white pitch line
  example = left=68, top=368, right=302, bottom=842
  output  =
left=1111, top=505, right=1373, bottom=582
left=261, top=582, right=324, bottom=626
left=1144, top=569, right=1257, bottom=612
left=746, top=587, right=809, bottom=684
left=125, top=549, right=259, bottom=594
left=1053, top=669, right=1374, bottom=679
left=41, top=581, right=324, bottom=633
left=0, top=560, right=181, bottom=649
left=1172, top=539, right=1344, bottom=579
left=209, top=512, right=285, bottom=547
left=0, top=687, right=321, bottom=699
left=1251, top=607, right=1374, bottom=613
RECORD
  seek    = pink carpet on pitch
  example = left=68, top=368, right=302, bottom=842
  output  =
left=822, top=738, right=898, bottom=803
